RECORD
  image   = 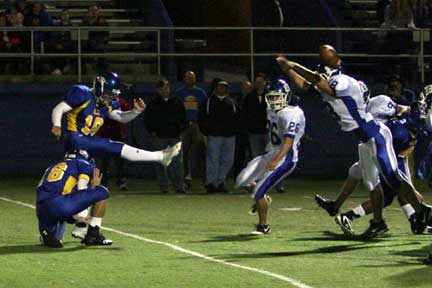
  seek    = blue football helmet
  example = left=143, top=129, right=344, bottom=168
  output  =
left=358, top=80, right=370, bottom=103
left=93, top=72, right=121, bottom=106
left=265, top=79, right=292, bottom=111
left=64, top=150, right=95, bottom=169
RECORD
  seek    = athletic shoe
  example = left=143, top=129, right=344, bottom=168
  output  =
left=248, top=195, right=272, bottom=216
left=81, top=226, right=113, bottom=246
left=71, top=222, right=88, bottom=240
left=411, top=211, right=428, bottom=234
left=184, top=176, right=192, bottom=191
left=206, top=183, right=218, bottom=194
left=40, top=229, right=63, bottom=248
left=360, top=219, right=389, bottom=239
left=335, top=214, right=354, bottom=236
left=161, top=142, right=182, bottom=167
left=250, top=224, right=271, bottom=235
left=315, top=194, right=338, bottom=216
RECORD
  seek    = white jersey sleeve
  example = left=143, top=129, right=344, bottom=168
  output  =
left=367, top=95, right=397, bottom=123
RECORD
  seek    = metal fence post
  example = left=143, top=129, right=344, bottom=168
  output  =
left=420, top=29, right=425, bottom=84
left=78, top=27, right=82, bottom=83
left=30, top=30, right=34, bottom=76
left=250, top=28, right=254, bottom=80
left=157, top=29, right=161, bottom=75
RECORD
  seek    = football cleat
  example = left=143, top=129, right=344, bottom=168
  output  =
left=360, top=219, right=388, bottom=239
left=40, top=229, right=63, bottom=248
left=250, top=224, right=271, bottom=235
left=161, top=142, right=182, bottom=167
left=335, top=214, right=354, bottom=236
left=71, top=222, right=88, bottom=240
left=248, top=195, right=272, bottom=216
left=315, top=194, right=338, bottom=216
left=81, top=226, right=113, bottom=246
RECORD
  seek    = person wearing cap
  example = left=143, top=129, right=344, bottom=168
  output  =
left=199, top=79, right=239, bottom=193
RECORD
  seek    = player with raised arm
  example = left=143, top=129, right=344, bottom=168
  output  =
left=51, top=72, right=181, bottom=166
left=277, top=45, right=431, bottom=238
left=316, top=87, right=432, bottom=235
left=37, top=150, right=112, bottom=248
left=235, top=80, right=306, bottom=235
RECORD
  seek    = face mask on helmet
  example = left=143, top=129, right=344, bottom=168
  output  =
left=317, top=64, right=342, bottom=80
left=65, top=150, right=95, bottom=169
left=265, top=80, right=291, bottom=111
left=358, top=80, right=370, bottom=103
left=420, top=84, right=432, bottom=108
left=93, top=72, right=121, bottom=106
left=409, top=100, right=427, bottom=124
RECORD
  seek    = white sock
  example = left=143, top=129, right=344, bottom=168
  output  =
left=75, top=207, right=90, bottom=219
left=401, top=204, right=416, bottom=219
left=352, top=205, right=366, bottom=217
left=89, top=217, right=103, bottom=228
left=121, top=144, right=163, bottom=162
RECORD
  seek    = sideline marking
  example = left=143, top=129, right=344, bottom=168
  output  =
left=0, top=196, right=313, bottom=288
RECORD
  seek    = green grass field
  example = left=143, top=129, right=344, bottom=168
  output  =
left=1, top=178, right=432, bottom=288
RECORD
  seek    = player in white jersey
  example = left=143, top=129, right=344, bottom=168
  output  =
left=316, top=87, right=432, bottom=235
left=235, top=79, right=306, bottom=235
left=277, top=44, right=430, bottom=238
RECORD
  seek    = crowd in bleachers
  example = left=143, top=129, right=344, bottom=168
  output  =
left=0, top=1, right=111, bottom=74
left=377, top=0, right=432, bottom=28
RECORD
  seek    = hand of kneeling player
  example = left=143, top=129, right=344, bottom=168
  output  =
left=91, top=168, right=103, bottom=188
left=51, top=126, right=62, bottom=140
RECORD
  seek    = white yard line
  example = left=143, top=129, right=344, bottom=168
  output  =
left=0, top=196, right=313, bottom=288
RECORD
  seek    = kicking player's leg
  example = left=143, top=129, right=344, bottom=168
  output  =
left=68, top=132, right=180, bottom=166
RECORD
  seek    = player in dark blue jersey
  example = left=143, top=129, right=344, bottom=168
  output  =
left=51, top=72, right=181, bottom=166
left=36, top=150, right=112, bottom=248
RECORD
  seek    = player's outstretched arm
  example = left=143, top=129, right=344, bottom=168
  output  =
left=108, top=98, right=146, bottom=123
left=277, top=57, right=334, bottom=96
left=51, top=101, right=73, bottom=140
left=266, top=137, right=294, bottom=171
left=276, top=56, right=311, bottom=91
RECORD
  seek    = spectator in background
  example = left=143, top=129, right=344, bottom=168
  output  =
left=48, top=9, right=75, bottom=75
left=15, top=0, right=28, bottom=15
left=82, top=5, right=109, bottom=74
left=199, top=80, right=238, bottom=193
left=242, top=73, right=268, bottom=158
left=175, top=71, right=207, bottom=189
left=377, top=0, right=391, bottom=25
left=385, top=74, right=417, bottom=105
left=24, top=2, right=53, bottom=52
left=415, top=0, right=432, bottom=27
left=96, top=96, right=132, bottom=191
left=145, top=77, right=187, bottom=194
left=381, top=0, right=416, bottom=29
left=0, top=12, right=26, bottom=74
left=233, top=80, right=253, bottom=177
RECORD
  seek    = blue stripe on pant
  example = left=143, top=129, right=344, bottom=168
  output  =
left=64, top=131, right=124, bottom=157
left=253, top=152, right=295, bottom=201
left=381, top=156, right=408, bottom=207
left=36, top=186, right=109, bottom=236
left=373, top=132, right=402, bottom=190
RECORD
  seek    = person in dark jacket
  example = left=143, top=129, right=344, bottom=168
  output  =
left=242, top=73, right=268, bottom=158
left=145, top=77, right=187, bottom=193
left=199, top=79, right=238, bottom=193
